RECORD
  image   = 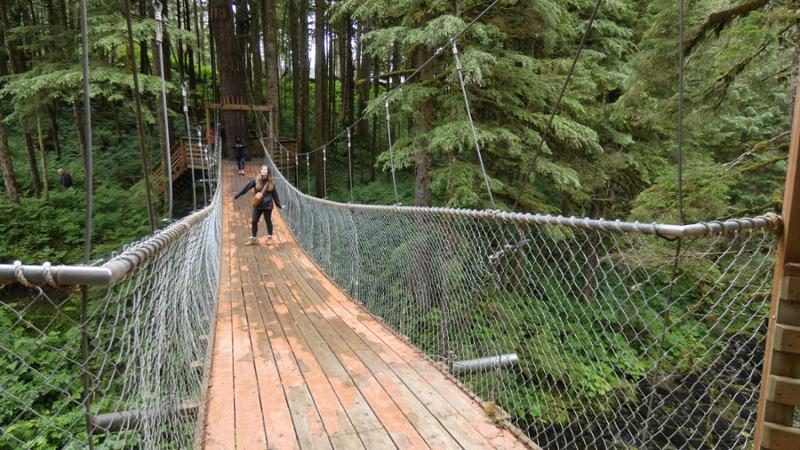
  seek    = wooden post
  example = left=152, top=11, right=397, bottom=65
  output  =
left=753, top=81, right=800, bottom=449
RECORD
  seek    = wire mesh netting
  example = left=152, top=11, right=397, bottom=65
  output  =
left=0, top=179, right=221, bottom=449
left=264, top=144, right=781, bottom=450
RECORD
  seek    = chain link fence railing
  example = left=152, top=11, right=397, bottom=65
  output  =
left=263, top=141, right=781, bottom=449
left=0, top=148, right=222, bottom=449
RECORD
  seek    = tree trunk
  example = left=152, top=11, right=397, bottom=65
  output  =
left=36, top=117, right=49, bottom=202
left=413, top=48, right=433, bottom=207
left=22, top=121, right=42, bottom=197
left=124, top=0, right=158, bottom=231
left=263, top=0, right=279, bottom=126
left=73, top=102, right=87, bottom=165
left=313, top=0, right=327, bottom=197
left=289, top=0, right=309, bottom=156
left=370, top=57, right=379, bottom=182
left=210, top=0, right=248, bottom=158
left=163, top=0, right=172, bottom=81
left=250, top=0, right=263, bottom=103
left=0, top=110, right=19, bottom=203
left=47, top=103, right=62, bottom=160
left=139, top=0, right=151, bottom=74
left=0, top=14, right=7, bottom=76
left=342, top=18, right=354, bottom=126
left=356, top=25, right=371, bottom=142
left=0, top=1, right=25, bottom=75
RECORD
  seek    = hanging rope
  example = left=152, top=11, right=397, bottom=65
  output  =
left=511, top=0, right=603, bottom=211
left=181, top=83, right=197, bottom=210
left=196, top=125, right=208, bottom=205
left=323, top=145, right=328, bottom=198
left=451, top=40, right=496, bottom=209
left=384, top=98, right=400, bottom=204
left=642, top=0, right=688, bottom=443
left=154, top=0, right=173, bottom=220
left=677, top=0, right=686, bottom=225
left=347, top=128, right=354, bottom=202
left=77, top=0, right=95, bottom=447
left=306, top=153, right=311, bottom=193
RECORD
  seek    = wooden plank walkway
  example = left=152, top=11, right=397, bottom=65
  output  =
left=202, top=163, right=531, bottom=449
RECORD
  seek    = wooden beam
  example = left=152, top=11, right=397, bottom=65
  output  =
left=753, top=79, right=800, bottom=448
left=763, top=421, right=800, bottom=450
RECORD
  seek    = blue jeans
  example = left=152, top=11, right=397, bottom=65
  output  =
left=236, top=155, right=245, bottom=170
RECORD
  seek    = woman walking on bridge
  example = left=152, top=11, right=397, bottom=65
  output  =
left=234, top=165, right=282, bottom=245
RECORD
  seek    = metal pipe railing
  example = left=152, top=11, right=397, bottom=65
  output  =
left=259, top=138, right=782, bottom=239
left=0, top=200, right=216, bottom=287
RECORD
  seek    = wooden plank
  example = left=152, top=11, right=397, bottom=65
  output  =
left=768, top=375, right=800, bottom=406
left=782, top=275, right=800, bottom=302
left=270, top=217, right=524, bottom=449
left=228, top=223, right=268, bottom=447
left=274, top=250, right=468, bottom=450
left=258, top=250, right=412, bottom=448
left=265, top=246, right=431, bottom=449
left=774, top=324, right=800, bottom=354
left=282, top=229, right=530, bottom=449
left=763, top=421, right=800, bottom=450
left=232, top=186, right=299, bottom=450
left=236, top=238, right=331, bottom=450
left=250, top=253, right=361, bottom=445
left=253, top=258, right=390, bottom=441
left=203, top=172, right=236, bottom=449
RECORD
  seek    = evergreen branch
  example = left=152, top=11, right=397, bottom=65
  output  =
left=685, top=0, right=770, bottom=55
left=724, top=130, right=790, bottom=169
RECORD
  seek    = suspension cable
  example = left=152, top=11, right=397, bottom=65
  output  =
left=677, top=0, right=686, bottom=225
left=642, top=0, right=688, bottom=442
left=384, top=98, right=400, bottom=204
left=77, top=0, right=95, bottom=447
left=452, top=40, right=495, bottom=209
left=181, top=83, right=197, bottom=210
left=154, top=0, right=173, bottom=220
left=323, top=145, right=328, bottom=198
left=511, top=0, right=603, bottom=211
left=196, top=125, right=208, bottom=205
left=347, top=127, right=354, bottom=202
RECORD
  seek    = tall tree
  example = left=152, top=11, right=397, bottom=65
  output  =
left=0, top=110, right=19, bottom=203
left=314, top=0, right=327, bottom=197
left=210, top=0, right=248, bottom=157
left=289, top=0, right=309, bottom=157
left=123, top=0, right=158, bottom=232
left=262, top=0, right=280, bottom=127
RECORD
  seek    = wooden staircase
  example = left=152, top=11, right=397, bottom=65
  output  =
left=760, top=263, right=800, bottom=449
left=152, top=137, right=211, bottom=193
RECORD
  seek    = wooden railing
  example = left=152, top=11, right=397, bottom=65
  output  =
left=152, top=137, right=209, bottom=192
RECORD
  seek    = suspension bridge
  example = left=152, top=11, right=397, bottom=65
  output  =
left=3, top=0, right=800, bottom=448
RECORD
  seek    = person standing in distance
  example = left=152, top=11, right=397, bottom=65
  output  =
left=234, top=165, right=282, bottom=245
left=233, top=136, right=247, bottom=175
left=57, top=168, right=72, bottom=189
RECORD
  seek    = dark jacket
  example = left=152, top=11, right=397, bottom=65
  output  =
left=60, top=172, right=72, bottom=189
left=233, top=140, right=246, bottom=158
left=235, top=177, right=282, bottom=210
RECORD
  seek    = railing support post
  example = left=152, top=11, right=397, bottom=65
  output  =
left=753, top=81, right=800, bottom=449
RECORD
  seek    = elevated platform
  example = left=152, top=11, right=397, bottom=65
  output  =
left=203, top=164, right=531, bottom=449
